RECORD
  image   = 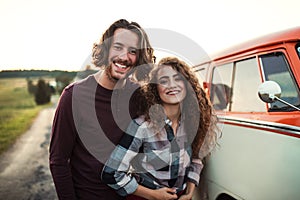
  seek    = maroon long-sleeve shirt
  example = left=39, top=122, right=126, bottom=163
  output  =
left=49, top=75, right=140, bottom=200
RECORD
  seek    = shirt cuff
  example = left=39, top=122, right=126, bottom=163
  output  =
left=187, top=171, right=200, bottom=186
left=116, top=176, right=139, bottom=196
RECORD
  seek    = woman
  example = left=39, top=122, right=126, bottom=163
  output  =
left=101, top=57, right=218, bottom=200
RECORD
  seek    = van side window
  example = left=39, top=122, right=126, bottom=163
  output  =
left=231, top=58, right=266, bottom=112
left=260, top=52, right=300, bottom=111
left=211, top=63, right=233, bottom=111
left=211, top=58, right=266, bottom=112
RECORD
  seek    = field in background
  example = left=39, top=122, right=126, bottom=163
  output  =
left=0, top=78, right=53, bottom=155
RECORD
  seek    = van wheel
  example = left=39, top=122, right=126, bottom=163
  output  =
left=217, top=193, right=237, bottom=200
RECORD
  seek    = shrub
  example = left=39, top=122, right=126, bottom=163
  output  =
left=34, top=79, right=51, bottom=105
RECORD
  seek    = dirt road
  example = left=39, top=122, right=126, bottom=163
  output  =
left=0, top=104, right=58, bottom=200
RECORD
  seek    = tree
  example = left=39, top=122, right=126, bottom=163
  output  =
left=34, top=78, right=51, bottom=105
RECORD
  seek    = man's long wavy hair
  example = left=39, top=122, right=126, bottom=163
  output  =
left=142, top=57, right=218, bottom=159
left=92, top=19, right=155, bottom=81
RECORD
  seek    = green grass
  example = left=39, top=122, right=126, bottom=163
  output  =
left=0, top=78, right=53, bottom=155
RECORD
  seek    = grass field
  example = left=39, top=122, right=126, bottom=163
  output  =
left=0, top=78, right=53, bottom=155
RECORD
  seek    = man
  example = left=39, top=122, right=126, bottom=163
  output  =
left=49, top=19, right=155, bottom=200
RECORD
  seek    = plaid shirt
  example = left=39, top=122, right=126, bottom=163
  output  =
left=101, top=116, right=203, bottom=197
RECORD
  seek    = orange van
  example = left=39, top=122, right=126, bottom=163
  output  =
left=192, top=27, right=300, bottom=200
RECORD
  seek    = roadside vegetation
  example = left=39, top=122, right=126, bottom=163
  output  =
left=0, top=69, right=91, bottom=155
left=0, top=78, right=53, bottom=155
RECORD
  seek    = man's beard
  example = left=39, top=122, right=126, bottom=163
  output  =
left=105, top=64, right=134, bottom=83
left=105, top=65, right=118, bottom=82
left=105, top=57, right=136, bottom=84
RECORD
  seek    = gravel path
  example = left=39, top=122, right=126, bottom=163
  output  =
left=0, top=104, right=58, bottom=200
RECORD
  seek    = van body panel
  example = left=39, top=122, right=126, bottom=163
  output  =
left=203, top=123, right=300, bottom=200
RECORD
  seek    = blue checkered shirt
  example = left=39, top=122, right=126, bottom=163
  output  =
left=101, top=116, right=203, bottom=196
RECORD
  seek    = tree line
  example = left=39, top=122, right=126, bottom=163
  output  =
left=0, top=69, right=77, bottom=79
left=1, top=69, right=97, bottom=105
left=0, top=70, right=76, bottom=105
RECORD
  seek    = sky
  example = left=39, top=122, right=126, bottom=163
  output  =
left=0, top=0, right=299, bottom=71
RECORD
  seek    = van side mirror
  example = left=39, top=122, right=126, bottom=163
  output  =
left=258, top=81, right=300, bottom=111
left=258, top=81, right=281, bottom=103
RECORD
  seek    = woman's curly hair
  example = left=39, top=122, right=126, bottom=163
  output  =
left=142, top=57, right=218, bottom=159
left=92, top=19, right=155, bottom=81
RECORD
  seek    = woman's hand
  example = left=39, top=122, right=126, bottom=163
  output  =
left=178, top=181, right=195, bottom=200
left=149, top=187, right=178, bottom=200
left=178, top=193, right=193, bottom=200
left=133, top=185, right=178, bottom=200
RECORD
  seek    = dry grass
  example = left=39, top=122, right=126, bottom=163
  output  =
left=0, top=78, right=53, bottom=154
